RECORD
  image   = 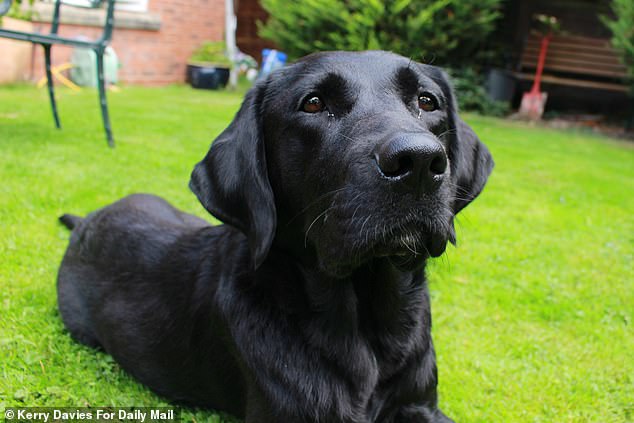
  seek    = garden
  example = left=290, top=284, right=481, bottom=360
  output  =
left=0, top=83, right=632, bottom=422
left=1, top=0, right=634, bottom=422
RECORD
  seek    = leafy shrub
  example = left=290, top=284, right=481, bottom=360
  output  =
left=448, top=67, right=509, bottom=117
left=601, top=0, right=634, bottom=93
left=1, top=0, right=35, bottom=22
left=189, top=41, right=232, bottom=67
left=258, top=0, right=503, bottom=68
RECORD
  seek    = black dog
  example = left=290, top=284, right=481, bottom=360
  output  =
left=57, top=51, right=493, bottom=422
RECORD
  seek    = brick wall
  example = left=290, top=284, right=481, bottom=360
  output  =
left=31, top=0, right=225, bottom=85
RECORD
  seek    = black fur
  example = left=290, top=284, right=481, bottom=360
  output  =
left=59, top=214, right=83, bottom=230
left=57, top=51, right=493, bottom=422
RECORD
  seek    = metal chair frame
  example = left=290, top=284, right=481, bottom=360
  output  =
left=0, top=0, right=116, bottom=146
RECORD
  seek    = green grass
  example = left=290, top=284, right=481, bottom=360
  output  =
left=0, top=84, right=632, bottom=422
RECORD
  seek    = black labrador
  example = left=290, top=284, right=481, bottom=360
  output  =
left=57, top=51, right=493, bottom=422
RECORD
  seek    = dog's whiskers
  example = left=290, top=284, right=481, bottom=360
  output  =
left=304, top=206, right=333, bottom=248
left=401, top=235, right=419, bottom=256
left=437, top=128, right=458, bottom=139
left=286, top=187, right=348, bottom=226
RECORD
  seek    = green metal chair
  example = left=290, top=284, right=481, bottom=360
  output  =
left=0, top=0, right=116, bottom=146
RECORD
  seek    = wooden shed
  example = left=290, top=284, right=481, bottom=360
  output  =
left=501, top=0, right=630, bottom=114
left=235, top=0, right=274, bottom=63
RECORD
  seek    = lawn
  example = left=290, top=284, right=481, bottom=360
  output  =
left=0, top=84, right=632, bottom=422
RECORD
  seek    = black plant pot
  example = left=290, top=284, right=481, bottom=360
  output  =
left=485, top=68, right=516, bottom=103
left=186, top=63, right=230, bottom=90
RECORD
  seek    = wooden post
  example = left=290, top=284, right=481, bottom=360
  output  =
left=225, top=0, right=238, bottom=89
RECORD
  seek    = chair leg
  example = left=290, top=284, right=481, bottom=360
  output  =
left=43, top=44, right=61, bottom=129
left=96, top=48, right=114, bottom=147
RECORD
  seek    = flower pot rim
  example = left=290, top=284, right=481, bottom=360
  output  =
left=187, top=61, right=231, bottom=69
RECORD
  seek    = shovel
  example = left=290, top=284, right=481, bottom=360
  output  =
left=519, top=33, right=551, bottom=120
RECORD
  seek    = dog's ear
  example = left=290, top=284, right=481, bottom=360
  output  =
left=190, top=81, right=276, bottom=269
left=449, top=117, right=494, bottom=214
left=433, top=68, right=494, bottom=214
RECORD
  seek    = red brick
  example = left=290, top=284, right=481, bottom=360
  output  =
left=31, top=0, right=225, bottom=85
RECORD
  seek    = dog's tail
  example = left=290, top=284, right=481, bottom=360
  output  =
left=59, top=214, right=83, bottom=230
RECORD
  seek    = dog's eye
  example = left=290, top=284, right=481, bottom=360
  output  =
left=418, top=93, right=438, bottom=112
left=302, top=96, right=326, bottom=113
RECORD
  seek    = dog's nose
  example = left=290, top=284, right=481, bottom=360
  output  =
left=375, top=134, right=447, bottom=193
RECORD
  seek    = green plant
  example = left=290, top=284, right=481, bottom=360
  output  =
left=533, top=13, right=562, bottom=36
left=447, top=67, right=509, bottom=116
left=189, top=41, right=232, bottom=67
left=601, top=0, right=634, bottom=93
left=258, top=0, right=503, bottom=67
left=4, top=0, right=36, bottom=21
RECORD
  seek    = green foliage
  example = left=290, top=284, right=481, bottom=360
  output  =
left=189, top=41, right=232, bottom=67
left=533, top=13, right=562, bottom=36
left=601, top=0, right=634, bottom=93
left=448, top=67, right=509, bottom=117
left=258, top=0, right=503, bottom=67
left=7, top=0, right=35, bottom=20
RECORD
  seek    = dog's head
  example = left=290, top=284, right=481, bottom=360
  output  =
left=191, top=51, right=493, bottom=276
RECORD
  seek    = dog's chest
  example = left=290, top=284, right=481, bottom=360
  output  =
left=301, top=282, right=430, bottom=419
left=232, top=262, right=433, bottom=421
